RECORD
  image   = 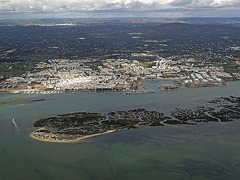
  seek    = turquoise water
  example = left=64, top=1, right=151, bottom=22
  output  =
left=0, top=82, right=240, bottom=180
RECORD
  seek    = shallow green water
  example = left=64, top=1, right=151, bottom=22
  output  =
left=0, top=82, right=240, bottom=180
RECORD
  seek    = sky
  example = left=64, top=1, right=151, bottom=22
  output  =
left=0, top=0, right=239, bottom=19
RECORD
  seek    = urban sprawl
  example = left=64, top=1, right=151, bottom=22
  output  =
left=1, top=54, right=239, bottom=94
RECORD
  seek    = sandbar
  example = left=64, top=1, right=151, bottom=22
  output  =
left=30, top=128, right=116, bottom=143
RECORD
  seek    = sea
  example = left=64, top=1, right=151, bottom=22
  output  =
left=0, top=80, right=240, bottom=180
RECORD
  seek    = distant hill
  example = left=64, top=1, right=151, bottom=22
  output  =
left=0, top=17, right=240, bottom=26
left=137, top=23, right=240, bottom=38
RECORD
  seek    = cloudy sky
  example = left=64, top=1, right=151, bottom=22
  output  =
left=0, top=0, right=239, bottom=19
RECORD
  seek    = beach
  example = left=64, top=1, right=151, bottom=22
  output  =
left=30, top=128, right=116, bottom=143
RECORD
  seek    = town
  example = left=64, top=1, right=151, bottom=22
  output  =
left=1, top=53, right=238, bottom=94
left=0, top=22, right=240, bottom=94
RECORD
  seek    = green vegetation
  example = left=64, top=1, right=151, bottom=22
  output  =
left=212, top=57, right=240, bottom=76
left=45, top=88, right=54, bottom=91
left=0, top=23, right=239, bottom=64
left=0, top=101, right=8, bottom=105
left=140, top=62, right=153, bottom=68
left=85, top=60, right=103, bottom=71
left=12, top=99, right=25, bottom=103
left=0, top=61, right=35, bottom=78
left=223, top=63, right=240, bottom=74
left=0, top=99, right=26, bottom=105
left=222, top=77, right=239, bottom=82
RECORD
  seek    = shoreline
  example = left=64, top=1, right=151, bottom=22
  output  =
left=2, top=80, right=239, bottom=95
left=0, top=79, right=240, bottom=94
left=30, top=128, right=116, bottom=143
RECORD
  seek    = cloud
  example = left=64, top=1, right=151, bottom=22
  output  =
left=169, top=0, right=240, bottom=8
left=0, top=0, right=238, bottom=12
left=0, top=0, right=239, bottom=18
left=170, top=0, right=193, bottom=7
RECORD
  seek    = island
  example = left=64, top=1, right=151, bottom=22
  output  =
left=0, top=98, right=45, bottom=105
left=31, top=96, right=240, bottom=143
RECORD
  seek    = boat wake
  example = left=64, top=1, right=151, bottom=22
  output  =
left=12, top=118, right=20, bottom=133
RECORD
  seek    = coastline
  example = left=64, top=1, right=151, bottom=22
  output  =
left=30, top=128, right=116, bottom=143
left=29, top=95, right=240, bottom=143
